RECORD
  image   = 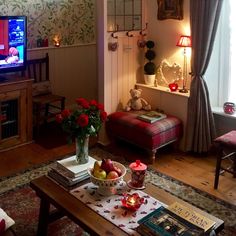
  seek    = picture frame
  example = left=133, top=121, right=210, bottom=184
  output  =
left=157, top=0, right=183, bottom=20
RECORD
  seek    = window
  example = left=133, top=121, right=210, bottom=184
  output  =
left=107, top=0, right=142, bottom=32
left=205, top=0, right=236, bottom=108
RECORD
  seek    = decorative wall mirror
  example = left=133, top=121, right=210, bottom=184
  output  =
left=107, top=0, right=142, bottom=32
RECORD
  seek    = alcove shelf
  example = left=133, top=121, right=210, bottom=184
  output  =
left=136, top=83, right=190, bottom=97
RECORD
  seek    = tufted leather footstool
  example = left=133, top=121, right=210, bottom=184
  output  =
left=106, top=111, right=183, bottom=163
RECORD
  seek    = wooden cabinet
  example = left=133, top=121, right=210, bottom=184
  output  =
left=0, top=77, right=33, bottom=150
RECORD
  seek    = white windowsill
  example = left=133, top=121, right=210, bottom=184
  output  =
left=212, top=106, right=236, bottom=119
left=136, top=83, right=190, bottom=98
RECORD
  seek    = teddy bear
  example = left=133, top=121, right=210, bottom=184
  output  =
left=124, top=88, right=151, bottom=111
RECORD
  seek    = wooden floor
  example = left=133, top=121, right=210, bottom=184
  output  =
left=0, top=134, right=236, bottom=206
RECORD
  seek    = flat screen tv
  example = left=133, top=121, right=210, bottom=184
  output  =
left=0, top=16, right=27, bottom=79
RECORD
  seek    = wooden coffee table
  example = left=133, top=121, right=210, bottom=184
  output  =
left=30, top=174, right=224, bottom=236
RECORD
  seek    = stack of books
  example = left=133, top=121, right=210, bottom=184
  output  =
left=48, top=155, right=96, bottom=190
left=136, top=202, right=216, bottom=236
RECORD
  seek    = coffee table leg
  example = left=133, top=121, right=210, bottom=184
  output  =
left=37, top=198, right=50, bottom=236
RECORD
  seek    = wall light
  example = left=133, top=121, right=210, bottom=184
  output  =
left=176, top=35, right=192, bottom=93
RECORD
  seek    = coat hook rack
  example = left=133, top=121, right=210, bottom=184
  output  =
left=127, top=24, right=135, bottom=37
left=111, top=25, right=119, bottom=39
left=126, top=30, right=134, bottom=37
left=111, top=32, right=118, bottom=39
left=140, top=23, right=148, bottom=36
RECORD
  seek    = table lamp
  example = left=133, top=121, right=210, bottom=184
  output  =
left=176, top=35, right=191, bottom=93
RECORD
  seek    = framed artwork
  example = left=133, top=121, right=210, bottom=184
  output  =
left=157, top=0, right=183, bottom=20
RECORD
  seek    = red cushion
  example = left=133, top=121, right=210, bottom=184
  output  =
left=214, top=130, right=236, bottom=148
left=106, top=111, right=182, bottom=150
left=0, top=219, right=6, bottom=234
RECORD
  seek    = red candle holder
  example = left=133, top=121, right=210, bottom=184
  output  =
left=168, top=83, right=178, bottom=92
left=223, top=102, right=235, bottom=115
left=129, top=160, right=147, bottom=189
left=121, top=193, right=144, bottom=211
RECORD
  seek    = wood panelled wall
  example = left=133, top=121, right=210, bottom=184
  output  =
left=105, top=33, right=144, bottom=113
left=97, top=0, right=146, bottom=115
left=27, top=44, right=97, bottom=108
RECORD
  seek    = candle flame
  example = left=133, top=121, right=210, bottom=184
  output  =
left=128, top=197, right=136, bottom=205
left=53, top=35, right=61, bottom=47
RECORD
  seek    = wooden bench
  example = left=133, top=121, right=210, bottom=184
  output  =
left=106, top=111, right=183, bottom=163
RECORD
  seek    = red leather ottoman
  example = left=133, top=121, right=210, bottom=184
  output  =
left=106, top=111, right=182, bottom=163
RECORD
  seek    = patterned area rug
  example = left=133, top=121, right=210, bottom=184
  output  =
left=0, top=147, right=235, bottom=235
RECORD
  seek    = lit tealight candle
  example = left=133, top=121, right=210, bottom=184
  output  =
left=127, top=196, right=136, bottom=206
left=55, top=41, right=60, bottom=47
left=121, top=193, right=144, bottom=211
left=169, top=82, right=178, bottom=92
left=53, top=35, right=61, bottom=47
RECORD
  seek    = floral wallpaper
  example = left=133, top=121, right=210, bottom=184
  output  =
left=0, top=0, right=95, bottom=49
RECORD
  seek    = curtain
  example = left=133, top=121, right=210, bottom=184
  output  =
left=186, top=0, right=223, bottom=153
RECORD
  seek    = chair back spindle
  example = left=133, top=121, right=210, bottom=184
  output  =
left=22, top=53, right=65, bottom=138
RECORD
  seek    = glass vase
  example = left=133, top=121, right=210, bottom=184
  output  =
left=75, top=136, right=89, bottom=164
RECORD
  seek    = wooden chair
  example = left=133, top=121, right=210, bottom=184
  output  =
left=22, top=53, right=65, bottom=137
left=214, top=130, right=236, bottom=189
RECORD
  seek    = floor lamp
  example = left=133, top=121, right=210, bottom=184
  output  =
left=176, top=35, right=192, bottom=93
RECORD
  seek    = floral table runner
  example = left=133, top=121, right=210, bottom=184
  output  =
left=70, top=182, right=165, bottom=235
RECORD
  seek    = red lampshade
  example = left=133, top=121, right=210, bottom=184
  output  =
left=176, top=35, right=191, bottom=47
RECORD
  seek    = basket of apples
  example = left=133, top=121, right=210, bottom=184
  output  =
left=88, top=159, right=126, bottom=195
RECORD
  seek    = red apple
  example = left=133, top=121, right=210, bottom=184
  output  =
left=113, top=166, right=122, bottom=176
left=101, top=159, right=115, bottom=173
left=106, top=170, right=119, bottom=179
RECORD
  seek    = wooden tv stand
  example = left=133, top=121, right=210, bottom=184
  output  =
left=0, top=76, right=33, bottom=151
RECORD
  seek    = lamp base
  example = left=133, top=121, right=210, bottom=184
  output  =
left=179, top=88, right=188, bottom=93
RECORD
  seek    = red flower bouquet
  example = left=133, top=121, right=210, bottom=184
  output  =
left=56, top=98, right=107, bottom=141
left=56, top=98, right=107, bottom=164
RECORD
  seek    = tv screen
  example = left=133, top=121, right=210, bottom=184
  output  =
left=0, top=16, right=27, bottom=77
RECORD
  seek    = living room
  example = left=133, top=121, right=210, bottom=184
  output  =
left=0, top=0, right=236, bottom=235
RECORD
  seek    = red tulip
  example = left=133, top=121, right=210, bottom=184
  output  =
left=90, top=99, right=97, bottom=106
left=100, top=111, right=107, bottom=122
left=55, top=114, right=63, bottom=123
left=61, top=109, right=71, bottom=118
left=76, top=98, right=89, bottom=109
left=97, top=103, right=104, bottom=111
left=76, top=114, right=89, bottom=127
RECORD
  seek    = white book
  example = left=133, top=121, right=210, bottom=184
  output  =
left=51, top=166, right=88, bottom=182
left=48, top=169, right=89, bottom=186
left=57, top=155, right=96, bottom=178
